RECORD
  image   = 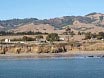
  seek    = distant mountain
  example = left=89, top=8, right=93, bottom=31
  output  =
left=0, top=12, right=104, bottom=33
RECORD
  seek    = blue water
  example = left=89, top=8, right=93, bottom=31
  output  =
left=0, top=58, right=104, bottom=78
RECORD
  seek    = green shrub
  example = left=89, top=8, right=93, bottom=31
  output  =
left=46, top=33, right=59, bottom=42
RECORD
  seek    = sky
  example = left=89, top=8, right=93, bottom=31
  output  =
left=0, top=0, right=104, bottom=20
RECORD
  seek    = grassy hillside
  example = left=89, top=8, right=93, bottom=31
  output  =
left=0, top=12, right=104, bottom=33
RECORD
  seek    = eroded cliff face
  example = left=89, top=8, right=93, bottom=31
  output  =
left=0, top=44, right=67, bottom=54
left=1, top=42, right=104, bottom=54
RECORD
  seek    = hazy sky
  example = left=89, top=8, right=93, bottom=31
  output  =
left=0, top=0, right=103, bottom=20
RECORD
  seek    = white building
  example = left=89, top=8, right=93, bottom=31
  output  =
left=59, top=38, right=65, bottom=41
left=5, top=39, right=10, bottom=43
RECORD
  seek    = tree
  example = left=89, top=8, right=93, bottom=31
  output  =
left=98, top=32, right=104, bottom=37
left=96, top=36, right=103, bottom=40
left=23, top=36, right=35, bottom=41
left=99, top=16, right=103, bottom=22
left=84, top=32, right=92, bottom=40
left=35, top=35, right=43, bottom=41
left=46, top=33, right=59, bottom=42
left=65, top=27, right=71, bottom=42
left=94, top=32, right=104, bottom=40
left=70, top=31, right=75, bottom=36
left=91, top=33, right=97, bottom=38
left=65, top=27, right=71, bottom=35
left=78, top=31, right=81, bottom=35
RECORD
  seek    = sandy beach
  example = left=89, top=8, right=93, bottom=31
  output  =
left=0, top=51, right=104, bottom=59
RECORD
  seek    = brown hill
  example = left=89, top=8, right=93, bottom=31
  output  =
left=68, top=20, right=104, bottom=34
left=10, top=23, right=64, bottom=34
left=1, top=12, right=104, bottom=34
left=11, top=23, right=54, bottom=33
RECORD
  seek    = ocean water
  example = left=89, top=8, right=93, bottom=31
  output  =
left=0, top=57, right=104, bottom=78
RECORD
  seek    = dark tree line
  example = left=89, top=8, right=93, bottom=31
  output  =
left=84, top=32, right=104, bottom=40
left=0, top=31, right=48, bottom=36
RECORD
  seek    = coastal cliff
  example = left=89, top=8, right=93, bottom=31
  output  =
left=1, top=41, right=104, bottom=55
left=0, top=44, right=67, bottom=54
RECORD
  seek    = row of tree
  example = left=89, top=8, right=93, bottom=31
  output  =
left=0, top=31, right=48, bottom=36
left=84, top=32, right=104, bottom=40
left=9, top=33, right=60, bottom=42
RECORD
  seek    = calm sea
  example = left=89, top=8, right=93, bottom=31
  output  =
left=0, top=57, right=104, bottom=78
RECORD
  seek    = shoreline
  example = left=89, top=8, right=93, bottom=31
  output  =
left=1, top=51, right=104, bottom=59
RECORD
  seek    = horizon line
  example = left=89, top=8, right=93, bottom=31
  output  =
left=0, top=12, right=103, bottom=21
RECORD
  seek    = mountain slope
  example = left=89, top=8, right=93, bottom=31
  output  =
left=10, top=23, right=55, bottom=33
left=0, top=12, right=104, bottom=33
